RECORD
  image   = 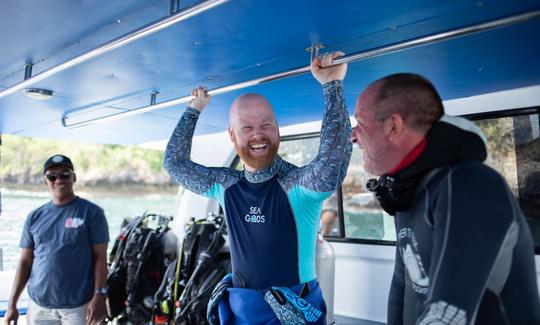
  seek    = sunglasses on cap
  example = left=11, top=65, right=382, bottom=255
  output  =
left=45, top=171, right=73, bottom=182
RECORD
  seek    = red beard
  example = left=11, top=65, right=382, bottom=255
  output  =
left=235, top=139, right=280, bottom=170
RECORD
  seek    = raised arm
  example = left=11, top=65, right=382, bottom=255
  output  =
left=285, top=52, right=352, bottom=194
left=164, top=87, right=238, bottom=199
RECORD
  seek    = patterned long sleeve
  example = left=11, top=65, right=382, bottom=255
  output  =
left=163, top=107, right=238, bottom=200
left=282, top=80, right=352, bottom=194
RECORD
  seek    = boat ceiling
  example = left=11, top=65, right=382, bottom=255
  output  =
left=1, top=0, right=540, bottom=144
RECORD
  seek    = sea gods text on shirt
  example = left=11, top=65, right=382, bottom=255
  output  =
left=245, top=206, right=266, bottom=223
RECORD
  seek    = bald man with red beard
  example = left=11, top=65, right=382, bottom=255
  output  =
left=228, top=93, right=281, bottom=172
left=164, top=51, right=352, bottom=325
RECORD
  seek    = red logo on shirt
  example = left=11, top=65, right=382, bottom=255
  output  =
left=65, top=217, right=84, bottom=228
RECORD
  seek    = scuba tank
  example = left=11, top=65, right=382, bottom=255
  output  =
left=315, top=233, right=336, bottom=325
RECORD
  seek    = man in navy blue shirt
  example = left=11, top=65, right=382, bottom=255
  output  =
left=5, top=155, right=109, bottom=325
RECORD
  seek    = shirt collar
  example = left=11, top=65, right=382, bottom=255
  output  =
left=243, top=156, right=282, bottom=183
left=389, top=138, right=427, bottom=175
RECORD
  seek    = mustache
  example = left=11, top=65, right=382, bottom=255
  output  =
left=248, top=138, right=270, bottom=145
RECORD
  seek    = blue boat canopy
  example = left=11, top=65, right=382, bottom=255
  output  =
left=1, top=0, right=540, bottom=144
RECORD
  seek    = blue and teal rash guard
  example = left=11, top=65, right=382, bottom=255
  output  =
left=164, top=80, right=351, bottom=290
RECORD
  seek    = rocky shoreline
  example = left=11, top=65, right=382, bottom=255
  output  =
left=1, top=182, right=178, bottom=196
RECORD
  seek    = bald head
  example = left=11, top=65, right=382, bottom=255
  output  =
left=228, top=93, right=280, bottom=172
left=229, top=93, right=276, bottom=128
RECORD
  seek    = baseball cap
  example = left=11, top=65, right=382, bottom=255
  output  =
left=43, top=154, right=74, bottom=173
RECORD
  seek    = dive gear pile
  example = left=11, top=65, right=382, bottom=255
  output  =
left=153, top=214, right=230, bottom=325
left=106, top=213, right=173, bottom=324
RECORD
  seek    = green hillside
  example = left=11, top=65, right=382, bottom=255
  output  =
left=0, top=135, right=174, bottom=190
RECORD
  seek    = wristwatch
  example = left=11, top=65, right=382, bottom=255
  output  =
left=95, top=287, right=108, bottom=296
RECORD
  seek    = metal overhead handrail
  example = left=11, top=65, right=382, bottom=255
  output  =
left=0, top=0, right=228, bottom=99
left=60, top=8, right=540, bottom=128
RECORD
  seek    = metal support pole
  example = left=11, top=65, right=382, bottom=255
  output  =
left=306, top=44, right=325, bottom=63
left=170, top=0, right=180, bottom=15
left=0, top=0, right=228, bottom=99
left=24, top=64, right=33, bottom=80
left=150, top=92, right=159, bottom=105
left=60, top=8, right=540, bottom=128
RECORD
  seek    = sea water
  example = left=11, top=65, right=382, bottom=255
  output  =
left=0, top=189, right=177, bottom=271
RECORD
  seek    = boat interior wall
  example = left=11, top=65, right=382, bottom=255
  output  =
left=1, top=1, right=540, bottom=144
left=444, top=85, right=540, bottom=116
left=332, top=242, right=394, bottom=322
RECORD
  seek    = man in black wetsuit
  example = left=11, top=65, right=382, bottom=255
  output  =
left=350, top=73, right=540, bottom=324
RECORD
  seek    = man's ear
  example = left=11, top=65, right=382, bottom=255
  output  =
left=228, top=127, right=236, bottom=143
left=73, top=173, right=77, bottom=183
left=385, top=113, right=405, bottom=143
